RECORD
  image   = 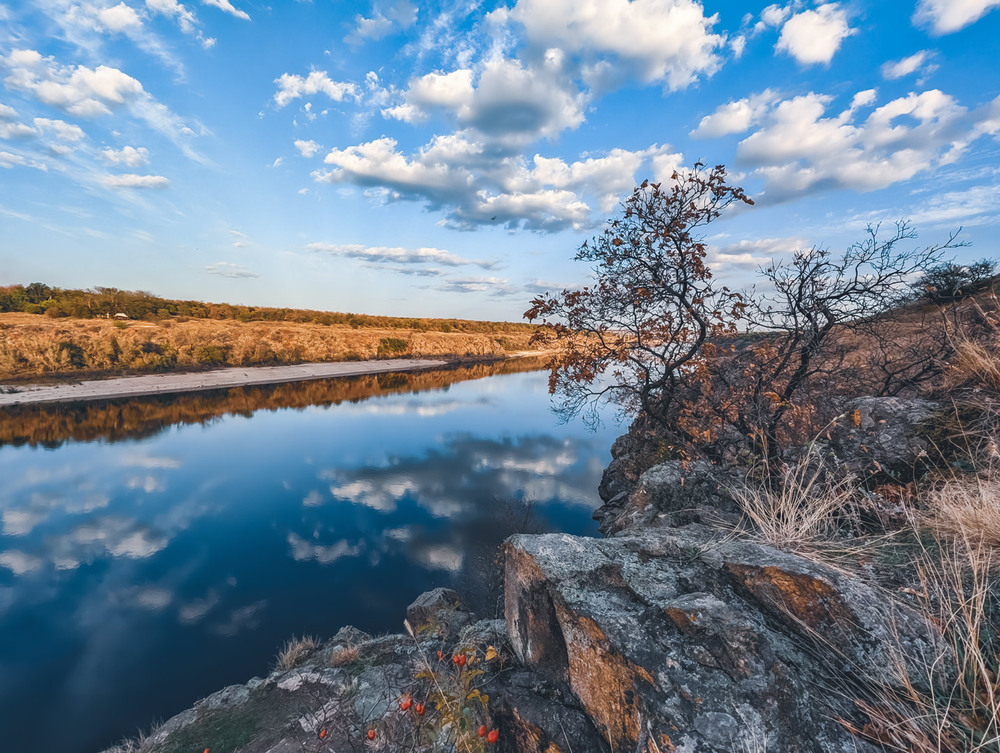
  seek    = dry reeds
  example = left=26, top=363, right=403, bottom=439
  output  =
left=274, top=634, right=320, bottom=671
left=731, top=450, right=862, bottom=552
left=0, top=313, right=540, bottom=379
left=329, top=644, right=360, bottom=667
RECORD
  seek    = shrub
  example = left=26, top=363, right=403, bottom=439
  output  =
left=377, top=337, right=409, bottom=358
left=193, top=344, right=231, bottom=366
left=916, top=259, right=996, bottom=302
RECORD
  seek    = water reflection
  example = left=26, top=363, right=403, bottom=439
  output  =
left=0, top=356, right=550, bottom=448
left=0, top=365, right=618, bottom=753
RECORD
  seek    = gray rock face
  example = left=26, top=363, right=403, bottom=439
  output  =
left=405, top=586, right=474, bottom=640
left=115, top=592, right=608, bottom=753
left=823, top=396, right=938, bottom=482
left=505, top=527, right=950, bottom=753
left=598, top=460, right=740, bottom=536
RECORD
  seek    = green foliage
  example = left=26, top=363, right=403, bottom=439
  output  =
left=377, top=337, right=409, bottom=358
left=57, top=341, right=85, bottom=368
left=193, top=344, right=231, bottom=366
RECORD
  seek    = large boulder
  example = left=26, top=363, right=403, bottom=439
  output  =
left=505, top=526, right=950, bottom=753
left=822, top=396, right=938, bottom=483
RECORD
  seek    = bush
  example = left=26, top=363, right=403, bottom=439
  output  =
left=377, top=337, right=409, bottom=358
left=916, top=259, right=996, bottom=302
left=193, top=344, right=231, bottom=366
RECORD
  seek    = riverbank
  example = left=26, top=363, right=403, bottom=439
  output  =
left=0, top=358, right=454, bottom=406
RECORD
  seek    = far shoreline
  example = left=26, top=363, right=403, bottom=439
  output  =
left=0, top=357, right=501, bottom=407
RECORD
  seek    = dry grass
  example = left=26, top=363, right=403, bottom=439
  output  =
left=329, top=644, right=361, bottom=667
left=0, top=312, right=540, bottom=379
left=953, top=341, right=1000, bottom=391
left=922, top=473, right=1000, bottom=550
left=274, top=634, right=321, bottom=671
left=731, top=450, right=862, bottom=552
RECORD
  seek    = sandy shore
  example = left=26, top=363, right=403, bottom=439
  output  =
left=0, top=359, right=451, bottom=407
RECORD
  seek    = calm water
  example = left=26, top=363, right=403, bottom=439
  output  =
left=0, top=363, right=619, bottom=753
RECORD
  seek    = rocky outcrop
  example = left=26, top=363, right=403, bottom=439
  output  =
left=120, top=594, right=608, bottom=753
left=505, top=526, right=950, bottom=753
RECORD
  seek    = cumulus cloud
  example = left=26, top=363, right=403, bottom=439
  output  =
left=438, top=276, right=516, bottom=296
left=493, top=0, right=725, bottom=90
left=103, top=172, right=169, bottom=188
left=314, top=134, right=681, bottom=231
left=2, top=48, right=202, bottom=157
left=913, top=0, right=1000, bottom=34
left=273, top=71, right=358, bottom=108
left=776, top=3, right=855, bottom=65
left=145, top=0, right=214, bottom=46
left=101, top=145, right=149, bottom=166
left=3, top=48, right=143, bottom=117
left=385, top=56, right=586, bottom=144
left=881, top=50, right=934, bottom=80
left=691, top=90, right=778, bottom=138
left=294, top=139, right=321, bottom=158
left=204, top=261, right=259, bottom=278
left=202, top=0, right=250, bottom=21
left=734, top=89, right=995, bottom=201
left=98, top=2, right=143, bottom=32
left=0, top=550, right=43, bottom=575
left=306, top=242, right=494, bottom=268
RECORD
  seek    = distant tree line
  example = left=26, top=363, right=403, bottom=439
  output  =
left=0, top=283, right=536, bottom=334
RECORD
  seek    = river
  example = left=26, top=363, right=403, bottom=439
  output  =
left=0, top=360, right=619, bottom=753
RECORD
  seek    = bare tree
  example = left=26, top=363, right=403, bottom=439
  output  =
left=524, top=163, right=752, bottom=429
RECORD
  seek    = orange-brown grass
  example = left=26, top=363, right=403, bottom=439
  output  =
left=0, top=313, right=541, bottom=380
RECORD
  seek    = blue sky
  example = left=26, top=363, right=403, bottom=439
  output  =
left=0, top=0, right=998, bottom=320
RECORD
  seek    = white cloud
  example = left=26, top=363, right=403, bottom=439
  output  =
left=735, top=89, right=989, bottom=201
left=273, top=71, right=358, bottom=108
left=913, top=0, right=1000, bottom=34
left=0, top=150, right=47, bottom=169
left=4, top=48, right=143, bottom=117
left=307, top=242, right=494, bottom=268
left=102, top=145, right=149, bottom=166
left=881, top=51, right=933, bottom=80
left=314, top=133, right=680, bottom=231
left=202, top=0, right=249, bottom=20
left=691, top=90, right=778, bottom=138
left=103, top=172, right=169, bottom=188
left=33, top=117, right=86, bottom=141
left=204, top=261, right=259, bottom=278
left=386, top=56, right=586, bottom=144
left=98, top=2, right=143, bottom=32
left=348, top=0, right=417, bottom=43
left=493, top=0, right=725, bottom=90
left=438, top=275, right=514, bottom=296
left=145, top=0, right=197, bottom=34
left=294, top=138, right=321, bottom=158
left=2, top=48, right=201, bottom=157
left=776, top=3, right=854, bottom=65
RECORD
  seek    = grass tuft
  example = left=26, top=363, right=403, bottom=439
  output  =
left=274, top=634, right=321, bottom=671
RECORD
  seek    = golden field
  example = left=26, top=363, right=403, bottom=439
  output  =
left=0, top=312, right=541, bottom=380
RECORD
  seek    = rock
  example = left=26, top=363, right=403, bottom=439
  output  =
left=406, top=587, right=474, bottom=640
left=823, top=396, right=938, bottom=483
left=598, top=460, right=741, bottom=536
left=505, top=527, right=950, bottom=753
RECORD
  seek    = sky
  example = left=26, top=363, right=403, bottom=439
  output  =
left=0, top=0, right=998, bottom=320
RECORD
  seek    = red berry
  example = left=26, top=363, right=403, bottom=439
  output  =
left=457, top=655, right=467, bottom=667
left=478, top=725, right=487, bottom=737
left=367, top=729, right=376, bottom=741
left=319, top=729, right=326, bottom=739
left=488, top=729, right=499, bottom=743
left=437, top=650, right=444, bottom=660
left=400, top=697, right=412, bottom=711
left=452, top=654, right=460, bottom=664
left=415, top=703, right=425, bottom=716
